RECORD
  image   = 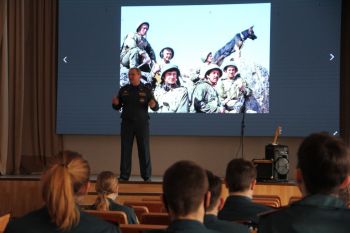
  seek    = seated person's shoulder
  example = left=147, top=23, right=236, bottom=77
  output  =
left=79, top=211, right=120, bottom=233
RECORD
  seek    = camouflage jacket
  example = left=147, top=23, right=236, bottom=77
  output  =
left=216, top=74, right=252, bottom=102
left=154, top=85, right=189, bottom=113
left=120, top=32, right=156, bottom=61
left=190, top=80, right=221, bottom=113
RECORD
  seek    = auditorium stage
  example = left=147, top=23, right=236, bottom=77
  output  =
left=0, top=175, right=301, bottom=218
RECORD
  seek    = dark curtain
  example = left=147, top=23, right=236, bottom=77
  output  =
left=0, top=0, right=62, bottom=174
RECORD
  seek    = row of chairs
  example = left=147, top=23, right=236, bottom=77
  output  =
left=84, top=195, right=304, bottom=226
left=84, top=209, right=171, bottom=225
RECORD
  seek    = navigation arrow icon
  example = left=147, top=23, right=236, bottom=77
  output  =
left=329, top=53, right=334, bottom=61
left=63, top=56, right=68, bottom=63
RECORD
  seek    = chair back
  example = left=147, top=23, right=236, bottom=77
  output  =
left=84, top=210, right=128, bottom=224
left=252, top=195, right=281, bottom=208
left=140, top=212, right=171, bottom=225
left=124, top=201, right=164, bottom=212
left=132, top=205, right=149, bottom=221
left=288, top=196, right=302, bottom=205
left=119, top=223, right=166, bottom=233
left=0, top=213, right=10, bottom=233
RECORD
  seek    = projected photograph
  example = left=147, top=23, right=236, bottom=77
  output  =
left=120, top=3, right=270, bottom=113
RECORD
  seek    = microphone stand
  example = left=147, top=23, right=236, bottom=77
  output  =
left=239, top=95, right=248, bottom=158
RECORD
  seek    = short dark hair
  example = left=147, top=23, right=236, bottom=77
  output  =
left=128, top=67, right=141, bottom=75
left=163, top=161, right=208, bottom=217
left=206, top=170, right=222, bottom=211
left=297, top=132, right=350, bottom=195
left=225, top=159, right=257, bottom=193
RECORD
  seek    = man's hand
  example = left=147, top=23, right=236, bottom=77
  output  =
left=148, top=99, right=156, bottom=108
left=112, top=96, right=119, bottom=105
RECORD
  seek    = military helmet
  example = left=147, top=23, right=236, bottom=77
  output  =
left=201, top=51, right=212, bottom=63
left=203, top=64, right=222, bottom=78
left=160, top=64, right=181, bottom=79
left=159, top=47, right=174, bottom=59
left=136, top=22, right=150, bottom=32
left=221, top=61, right=238, bottom=72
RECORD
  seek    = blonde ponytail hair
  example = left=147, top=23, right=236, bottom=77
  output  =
left=41, top=151, right=90, bottom=231
left=94, top=171, right=119, bottom=211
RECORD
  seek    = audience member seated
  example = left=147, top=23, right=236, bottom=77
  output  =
left=218, top=159, right=272, bottom=225
left=91, top=171, right=138, bottom=224
left=5, top=150, right=120, bottom=233
left=339, top=183, right=350, bottom=208
left=146, top=160, right=219, bottom=233
left=204, top=170, right=249, bottom=233
left=259, top=132, right=350, bottom=233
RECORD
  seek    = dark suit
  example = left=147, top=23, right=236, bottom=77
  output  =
left=108, top=198, right=138, bottom=224
left=5, top=206, right=120, bottom=233
left=204, top=214, right=249, bottom=233
left=113, top=83, right=159, bottom=181
left=259, top=194, right=350, bottom=233
left=145, top=219, right=220, bottom=233
left=218, top=195, right=272, bottom=225
left=90, top=198, right=138, bottom=224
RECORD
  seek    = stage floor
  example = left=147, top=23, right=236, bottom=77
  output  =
left=0, top=174, right=164, bottom=183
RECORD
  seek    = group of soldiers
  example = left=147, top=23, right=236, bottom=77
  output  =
left=120, top=22, right=260, bottom=113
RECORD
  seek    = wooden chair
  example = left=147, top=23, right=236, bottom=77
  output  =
left=131, top=206, right=149, bottom=221
left=252, top=195, right=281, bottom=208
left=0, top=213, right=10, bottom=233
left=119, top=224, right=166, bottom=233
left=84, top=210, right=128, bottom=224
left=288, top=196, right=302, bottom=205
left=142, top=196, right=161, bottom=201
left=140, top=212, right=171, bottom=225
left=124, top=201, right=164, bottom=212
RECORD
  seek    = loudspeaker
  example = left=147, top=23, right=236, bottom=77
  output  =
left=265, top=144, right=289, bottom=181
left=265, top=144, right=288, bottom=160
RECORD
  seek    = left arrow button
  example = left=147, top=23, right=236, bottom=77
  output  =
left=63, top=56, right=68, bottom=63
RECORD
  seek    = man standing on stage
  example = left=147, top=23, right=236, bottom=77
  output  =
left=112, top=67, right=159, bottom=181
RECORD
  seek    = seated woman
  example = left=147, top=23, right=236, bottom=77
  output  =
left=92, top=171, right=138, bottom=224
left=5, top=151, right=120, bottom=233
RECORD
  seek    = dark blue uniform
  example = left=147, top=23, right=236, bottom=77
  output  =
left=90, top=198, right=138, bottom=224
left=258, top=194, right=350, bottom=233
left=204, top=214, right=249, bottom=233
left=218, top=195, right=272, bottom=225
left=5, top=206, right=120, bottom=233
left=113, top=83, right=159, bottom=181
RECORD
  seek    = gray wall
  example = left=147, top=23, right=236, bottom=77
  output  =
left=63, top=135, right=303, bottom=178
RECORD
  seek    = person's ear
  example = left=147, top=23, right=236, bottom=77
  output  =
left=295, top=168, right=303, bottom=184
left=250, top=179, right=256, bottom=190
left=224, top=178, right=229, bottom=189
left=162, top=194, right=169, bottom=212
left=205, top=191, right=211, bottom=209
left=78, top=181, right=90, bottom=195
left=218, top=197, right=225, bottom=211
left=340, top=176, right=350, bottom=189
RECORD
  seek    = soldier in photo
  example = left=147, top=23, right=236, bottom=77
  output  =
left=153, top=64, right=188, bottom=113
left=216, top=62, right=259, bottom=113
left=190, top=64, right=224, bottom=113
left=120, top=22, right=156, bottom=73
left=152, top=47, right=175, bottom=86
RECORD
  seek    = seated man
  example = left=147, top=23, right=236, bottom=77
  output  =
left=204, top=170, right=249, bottom=233
left=147, top=161, right=219, bottom=233
left=259, top=132, right=350, bottom=233
left=218, top=159, right=272, bottom=225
